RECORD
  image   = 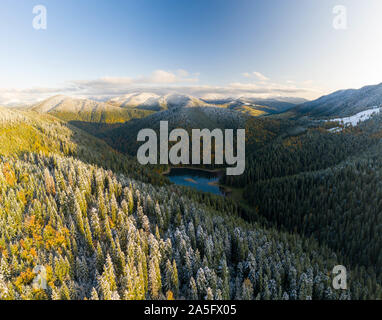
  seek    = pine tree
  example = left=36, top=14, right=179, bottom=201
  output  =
left=242, top=279, right=254, bottom=300
left=90, top=287, right=99, bottom=300
left=206, top=287, right=214, bottom=300
left=148, top=257, right=161, bottom=299
left=196, top=268, right=207, bottom=299
left=171, top=259, right=179, bottom=297
left=0, top=274, right=9, bottom=299
left=189, top=277, right=198, bottom=300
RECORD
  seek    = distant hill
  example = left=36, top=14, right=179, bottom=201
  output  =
left=31, top=95, right=153, bottom=123
left=204, top=97, right=305, bottom=111
left=97, top=104, right=247, bottom=156
left=108, top=92, right=213, bottom=111
left=201, top=97, right=305, bottom=117
left=107, top=92, right=305, bottom=116
left=108, top=92, right=164, bottom=110
left=28, top=93, right=305, bottom=126
left=294, top=83, right=382, bottom=117
left=26, top=94, right=306, bottom=144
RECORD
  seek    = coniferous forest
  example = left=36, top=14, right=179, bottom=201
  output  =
left=0, top=99, right=382, bottom=300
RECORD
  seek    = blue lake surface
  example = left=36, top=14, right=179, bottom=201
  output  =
left=165, top=168, right=225, bottom=196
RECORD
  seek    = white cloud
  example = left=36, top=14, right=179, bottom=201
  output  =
left=176, top=69, right=190, bottom=77
left=241, top=71, right=270, bottom=81
left=0, top=69, right=325, bottom=105
left=150, top=70, right=177, bottom=83
left=74, top=69, right=198, bottom=91
left=0, top=87, right=72, bottom=105
left=227, top=80, right=323, bottom=98
left=68, top=70, right=199, bottom=96
left=253, top=72, right=269, bottom=81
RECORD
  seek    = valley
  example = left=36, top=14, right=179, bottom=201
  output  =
left=1, top=82, right=382, bottom=300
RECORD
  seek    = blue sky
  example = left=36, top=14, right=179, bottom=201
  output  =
left=1, top=0, right=382, bottom=104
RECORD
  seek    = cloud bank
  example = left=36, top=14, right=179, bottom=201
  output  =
left=0, top=69, right=324, bottom=105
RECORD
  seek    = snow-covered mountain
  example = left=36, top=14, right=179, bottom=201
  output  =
left=28, top=92, right=307, bottom=125
left=295, top=82, right=382, bottom=117
left=108, top=92, right=163, bottom=110
left=164, top=93, right=215, bottom=109
left=31, top=95, right=118, bottom=114
left=108, top=92, right=214, bottom=111
left=107, top=92, right=303, bottom=114
left=30, top=95, right=153, bottom=123
left=201, top=96, right=303, bottom=115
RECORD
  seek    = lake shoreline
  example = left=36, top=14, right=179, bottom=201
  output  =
left=162, top=166, right=232, bottom=196
left=162, top=166, right=225, bottom=176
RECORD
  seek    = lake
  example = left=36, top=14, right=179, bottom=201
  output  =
left=164, top=167, right=226, bottom=196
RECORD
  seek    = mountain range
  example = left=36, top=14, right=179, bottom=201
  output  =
left=295, top=82, right=382, bottom=117
left=6, top=83, right=378, bottom=144
left=8, top=82, right=382, bottom=123
left=30, top=93, right=304, bottom=122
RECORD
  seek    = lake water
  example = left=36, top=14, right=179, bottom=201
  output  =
left=165, top=168, right=225, bottom=196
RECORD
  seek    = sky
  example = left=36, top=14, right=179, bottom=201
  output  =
left=1, top=0, right=382, bottom=104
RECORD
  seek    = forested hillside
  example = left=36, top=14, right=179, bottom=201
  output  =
left=0, top=108, right=166, bottom=186
left=223, top=122, right=380, bottom=187
left=0, top=106, right=381, bottom=300
left=244, top=147, right=382, bottom=278
left=223, top=113, right=382, bottom=298
left=1, top=152, right=377, bottom=300
left=98, top=106, right=246, bottom=157
left=294, top=82, right=382, bottom=117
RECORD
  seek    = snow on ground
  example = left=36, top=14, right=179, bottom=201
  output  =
left=326, top=106, right=381, bottom=132
left=328, top=127, right=343, bottom=133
